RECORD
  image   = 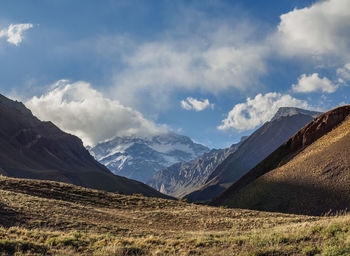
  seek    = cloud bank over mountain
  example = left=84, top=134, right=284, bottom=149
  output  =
left=218, top=92, right=311, bottom=131
left=26, top=81, right=167, bottom=146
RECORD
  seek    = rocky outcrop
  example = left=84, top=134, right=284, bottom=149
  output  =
left=289, top=106, right=350, bottom=150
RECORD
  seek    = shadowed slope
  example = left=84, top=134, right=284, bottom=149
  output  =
left=0, top=94, right=170, bottom=199
left=213, top=105, right=350, bottom=216
left=185, top=109, right=319, bottom=202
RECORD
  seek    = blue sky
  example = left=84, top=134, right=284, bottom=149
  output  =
left=1, top=0, right=350, bottom=148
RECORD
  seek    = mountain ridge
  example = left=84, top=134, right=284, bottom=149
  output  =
left=148, top=137, right=246, bottom=197
left=184, top=107, right=321, bottom=202
left=212, top=105, right=350, bottom=215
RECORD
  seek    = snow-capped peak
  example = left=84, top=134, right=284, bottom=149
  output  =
left=88, top=132, right=209, bottom=183
left=271, top=107, right=321, bottom=121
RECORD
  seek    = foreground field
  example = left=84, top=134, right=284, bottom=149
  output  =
left=0, top=176, right=349, bottom=255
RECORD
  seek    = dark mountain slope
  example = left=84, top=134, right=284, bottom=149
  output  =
left=212, top=105, right=350, bottom=215
left=185, top=108, right=320, bottom=202
left=0, top=94, right=170, bottom=198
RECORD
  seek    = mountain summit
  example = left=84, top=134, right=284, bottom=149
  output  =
left=89, top=133, right=209, bottom=183
left=271, top=107, right=320, bottom=121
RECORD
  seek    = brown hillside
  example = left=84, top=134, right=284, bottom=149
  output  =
left=0, top=174, right=331, bottom=255
left=212, top=105, right=350, bottom=216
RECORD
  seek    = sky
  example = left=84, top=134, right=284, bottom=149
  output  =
left=0, top=0, right=350, bottom=148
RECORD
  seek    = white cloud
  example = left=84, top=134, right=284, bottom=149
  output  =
left=0, top=23, right=33, bottom=46
left=181, top=97, right=214, bottom=111
left=110, top=25, right=268, bottom=111
left=25, top=81, right=166, bottom=146
left=110, top=0, right=350, bottom=113
left=218, top=92, right=310, bottom=131
left=276, top=0, right=350, bottom=59
left=337, top=63, right=350, bottom=82
left=292, top=73, right=338, bottom=93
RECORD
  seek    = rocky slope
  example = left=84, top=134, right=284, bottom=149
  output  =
left=0, top=94, right=170, bottom=199
left=212, top=105, right=350, bottom=215
left=184, top=107, right=320, bottom=202
left=148, top=137, right=247, bottom=197
left=89, top=133, right=209, bottom=183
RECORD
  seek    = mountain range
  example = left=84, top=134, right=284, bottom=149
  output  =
left=4, top=89, right=347, bottom=217
left=184, top=107, right=321, bottom=202
left=0, top=94, right=169, bottom=199
left=148, top=136, right=247, bottom=197
left=213, top=105, right=350, bottom=216
left=88, top=133, right=209, bottom=183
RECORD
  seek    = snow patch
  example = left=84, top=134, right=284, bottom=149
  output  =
left=97, top=143, right=134, bottom=161
left=104, top=155, right=131, bottom=170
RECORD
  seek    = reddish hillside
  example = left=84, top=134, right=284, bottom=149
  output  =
left=213, top=105, right=350, bottom=215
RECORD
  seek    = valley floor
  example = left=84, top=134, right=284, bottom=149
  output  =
left=0, top=176, right=349, bottom=255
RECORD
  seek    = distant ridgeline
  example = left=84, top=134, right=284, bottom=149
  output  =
left=148, top=136, right=248, bottom=197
